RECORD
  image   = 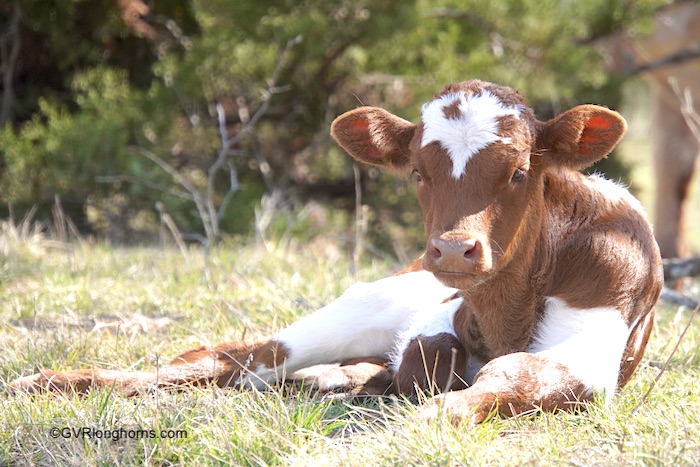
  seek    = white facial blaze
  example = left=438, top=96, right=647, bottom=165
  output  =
left=421, top=91, right=521, bottom=179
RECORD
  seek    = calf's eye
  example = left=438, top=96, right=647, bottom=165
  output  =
left=412, top=170, right=423, bottom=183
left=510, top=169, right=525, bottom=182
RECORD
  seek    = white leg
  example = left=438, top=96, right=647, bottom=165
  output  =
left=527, top=296, right=630, bottom=399
left=245, top=271, right=456, bottom=386
left=412, top=296, right=632, bottom=424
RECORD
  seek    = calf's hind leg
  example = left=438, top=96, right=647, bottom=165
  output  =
left=7, top=341, right=273, bottom=395
left=8, top=271, right=455, bottom=395
left=221, top=270, right=456, bottom=390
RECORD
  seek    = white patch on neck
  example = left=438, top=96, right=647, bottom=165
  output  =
left=421, top=90, right=522, bottom=179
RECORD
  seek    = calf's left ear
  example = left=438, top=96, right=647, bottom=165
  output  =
left=330, top=107, right=416, bottom=172
left=538, top=105, right=627, bottom=169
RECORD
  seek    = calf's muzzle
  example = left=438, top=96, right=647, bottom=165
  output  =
left=424, top=233, right=487, bottom=274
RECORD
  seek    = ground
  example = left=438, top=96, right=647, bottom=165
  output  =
left=1, top=229, right=699, bottom=466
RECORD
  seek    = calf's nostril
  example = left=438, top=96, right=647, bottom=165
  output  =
left=463, top=239, right=479, bottom=258
left=428, top=239, right=443, bottom=259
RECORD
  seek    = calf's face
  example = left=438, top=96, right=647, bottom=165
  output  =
left=411, top=84, right=535, bottom=287
left=331, top=80, right=627, bottom=290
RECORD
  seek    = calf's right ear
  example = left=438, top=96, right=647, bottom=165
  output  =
left=538, top=105, right=627, bottom=170
left=330, top=107, right=416, bottom=172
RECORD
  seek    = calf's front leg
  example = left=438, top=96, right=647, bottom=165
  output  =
left=419, top=352, right=590, bottom=425
left=232, top=270, right=456, bottom=390
left=418, top=297, right=634, bottom=425
left=392, top=296, right=469, bottom=395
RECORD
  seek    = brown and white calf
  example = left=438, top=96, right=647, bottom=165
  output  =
left=9, top=80, right=662, bottom=425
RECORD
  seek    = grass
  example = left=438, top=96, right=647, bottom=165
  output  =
left=1, top=226, right=700, bottom=466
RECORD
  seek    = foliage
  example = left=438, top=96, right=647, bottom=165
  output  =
left=0, top=0, right=671, bottom=250
left=1, top=68, right=147, bottom=227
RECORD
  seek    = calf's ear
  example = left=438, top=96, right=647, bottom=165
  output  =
left=538, top=105, right=627, bottom=169
left=331, top=107, right=416, bottom=171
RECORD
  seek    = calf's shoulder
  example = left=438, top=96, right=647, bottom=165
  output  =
left=539, top=169, right=663, bottom=322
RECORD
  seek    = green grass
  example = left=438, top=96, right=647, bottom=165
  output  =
left=2, top=230, right=700, bottom=466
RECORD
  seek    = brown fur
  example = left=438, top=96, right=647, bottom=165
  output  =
left=9, top=339, right=289, bottom=395
left=395, top=257, right=424, bottom=275
left=394, top=333, right=468, bottom=395
left=419, top=352, right=591, bottom=426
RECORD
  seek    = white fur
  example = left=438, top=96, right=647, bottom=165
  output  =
left=584, top=174, right=646, bottom=215
left=421, top=90, right=521, bottom=179
left=243, top=270, right=457, bottom=387
left=527, top=296, right=630, bottom=399
left=390, top=296, right=463, bottom=372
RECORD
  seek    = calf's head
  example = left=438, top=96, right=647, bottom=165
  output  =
left=331, top=80, right=627, bottom=290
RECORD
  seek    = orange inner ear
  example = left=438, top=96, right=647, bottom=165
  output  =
left=577, top=115, right=615, bottom=153
left=348, top=118, right=370, bottom=133
left=586, top=115, right=614, bottom=130
left=345, top=117, right=382, bottom=158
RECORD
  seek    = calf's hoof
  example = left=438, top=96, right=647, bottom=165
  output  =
left=317, top=360, right=393, bottom=396
left=414, top=389, right=494, bottom=427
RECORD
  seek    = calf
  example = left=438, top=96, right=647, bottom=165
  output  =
left=9, top=80, right=662, bottom=425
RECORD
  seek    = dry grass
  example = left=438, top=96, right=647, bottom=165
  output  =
left=1, top=229, right=699, bottom=466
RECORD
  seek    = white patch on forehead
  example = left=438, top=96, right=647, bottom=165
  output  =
left=421, top=90, right=522, bottom=179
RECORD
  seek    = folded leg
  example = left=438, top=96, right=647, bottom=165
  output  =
left=392, top=295, right=468, bottom=394
left=418, top=297, right=632, bottom=425
left=315, top=357, right=394, bottom=396
left=237, top=270, right=456, bottom=388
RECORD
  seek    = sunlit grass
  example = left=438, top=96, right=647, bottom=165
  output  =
left=1, top=234, right=699, bottom=465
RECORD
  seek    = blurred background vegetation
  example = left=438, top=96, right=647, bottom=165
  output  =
left=0, top=0, right=675, bottom=259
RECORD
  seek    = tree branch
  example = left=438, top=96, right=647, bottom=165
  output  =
left=660, top=288, right=698, bottom=309
left=206, top=35, right=301, bottom=240
left=660, top=257, right=700, bottom=308
left=663, top=256, right=700, bottom=281
left=0, top=1, right=22, bottom=125
left=95, top=174, right=194, bottom=201
left=216, top=160, right=239, bottom=222
left=624, top=48, right=700, bottom=76
left=129, top=36, right=301, bottom=250
left=135, top=147, right=197, bottom=193
left=135, top=146, right=214, bottom=241
left=669, top=77, right=700, bottom=142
